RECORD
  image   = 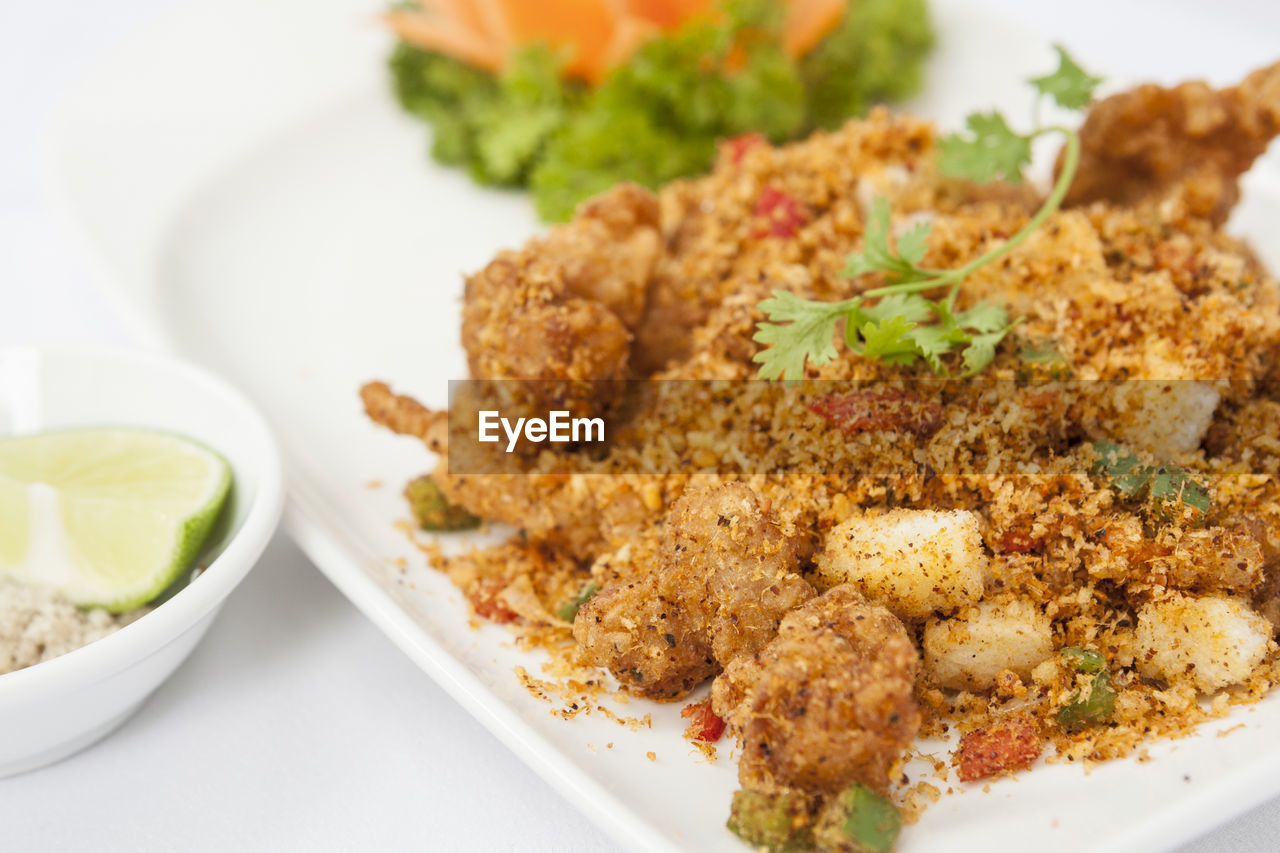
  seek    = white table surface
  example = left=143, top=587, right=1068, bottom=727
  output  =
left=2, top=2, right=1278, bottom=851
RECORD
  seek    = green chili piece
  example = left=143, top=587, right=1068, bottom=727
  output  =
left=726, top=789, right=816, bottom=852
left=813, top=784, right=901, bottom=853
left=1057, top=649, right=1115, bottom=732
left=1057, top=671, right=1116, bottom=733
left=1061, top=646, right=1106, bottom=673
left=555, top=582, right=599, bottom=623
left=404, top=475, right=480, bottom=531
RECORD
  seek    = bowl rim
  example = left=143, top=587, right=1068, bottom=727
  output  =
left=0, top=344, right=285, bottom=703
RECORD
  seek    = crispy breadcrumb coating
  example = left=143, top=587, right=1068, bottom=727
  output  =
left=366, top=63, right=1280, bottom=824
left=661, top=483, right=814, bottom=664
left=360, top=381, right=447, bottom=451
left=458, top=184, right=660, bottom=423
left=1065, top=61, right=1280, bottom=224
left=573, top=573, right=718, bottom=700
left=575, top=483, right=812, bottom=698
left=713, top=586, right=921, bottom=795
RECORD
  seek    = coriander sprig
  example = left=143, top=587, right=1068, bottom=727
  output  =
left=753, top=45, right=1102, bottom=380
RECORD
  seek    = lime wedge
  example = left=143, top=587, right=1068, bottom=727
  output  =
left=0, top=428, right=232, bottom=612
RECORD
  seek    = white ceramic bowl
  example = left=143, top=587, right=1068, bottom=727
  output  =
left=0, top=345, right=283, bottom=776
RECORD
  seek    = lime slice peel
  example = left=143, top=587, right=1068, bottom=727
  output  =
left=0, top=428, right=232, bottom=612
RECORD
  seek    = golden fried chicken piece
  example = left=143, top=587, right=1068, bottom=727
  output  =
left=1065, top=61, right=1280, bottom=224
left=574, top=482, right=812, bottom=698
left=660, top=482, right=815, bottom=663
left=459, top=183, right=661, bottom=420
left=573, top=574, right=718, bottom=700
left=537, top=183, right=662, bottom=329
left=461, top=253, right=631, bottom=415
left=712, top=585, right=921, bottom=795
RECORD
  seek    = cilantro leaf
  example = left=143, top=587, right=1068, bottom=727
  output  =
left=896, top=218, right=932, bottom=267
left=960, top=328, right=1013, bottom=376
left=842, top=296, right=1018, bottom=376
left=752, top=291, right=851, bottom=380
left=952, top=301, right=1010, bottom=334
left=902, top=324, right=957, bottom=374
left=859, top=293, right=934, bottom=326
left=844, top=197, right=933, bottom=283
left=938, top=112, right=1033, bottom=184
left=754, top=46, right=1101, bottom=380
left=931, top=300, right=1015, bottom=376
left=1030, top=45, right=1103, bottom=111
left=858, top=315, right=923, bottom=365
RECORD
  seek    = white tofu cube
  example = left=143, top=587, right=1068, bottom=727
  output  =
left=1135, top=593, right=1271, bottom=692
left=923, top=599, right=1055, bottom=690
left=815, top=509, right=987, bottom=620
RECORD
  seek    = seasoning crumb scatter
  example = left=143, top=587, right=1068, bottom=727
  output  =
left=364, top=58, right=1280, bottom=849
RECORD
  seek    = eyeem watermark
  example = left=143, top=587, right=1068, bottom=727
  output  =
left=478, top=410, right=605, bottom=453
left=450, top=378, right=1246, bottom=476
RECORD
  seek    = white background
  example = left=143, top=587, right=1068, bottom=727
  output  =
left=2, top=1, right=1279, bottom=851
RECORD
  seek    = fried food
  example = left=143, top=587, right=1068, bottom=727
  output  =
left=1134, top=592, right=1272, bottom=692
left=367, top=59, right=1280, bottom=845
left=661, top=483, right=815, bottom=663
left=360, top=380, right=448, bottom=450
left=922, top=598, right=1055, bottom=691
left=1065, top=61, right=1280, bottom=223
left=814, top=509, right=987, bottom=621
left=713, top=585, right=921, bottom=795
left=573, top=573, right=718, bottom=699
left=459, top=183, right=661, bottom=420
left=1084, top=516, right=1266, bottom=593
left=575, top=482, right=813, bottom=698
left=538, top=184, right=662, bottom=328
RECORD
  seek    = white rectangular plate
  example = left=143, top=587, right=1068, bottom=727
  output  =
left=48, top=0, right=1280, bottom=850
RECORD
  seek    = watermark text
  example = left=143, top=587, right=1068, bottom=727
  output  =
left=478, top=410, right=606, bottom=453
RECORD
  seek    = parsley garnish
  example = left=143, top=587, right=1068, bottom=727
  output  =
left=1030, top=46, right=1105, bottom=111
left=938, top=112, right=1032, bottom=184
left=754, top=45, right=1102, bottom=379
